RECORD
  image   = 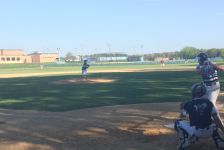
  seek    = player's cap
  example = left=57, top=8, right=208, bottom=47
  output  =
left=191, top=83, right=207, bottom=98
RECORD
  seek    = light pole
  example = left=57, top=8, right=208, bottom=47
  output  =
left=57, top=48, right=60, bottom=62
left=140, top=45, right=144, bottom=56
left=140, top=45, right=144, bottom=62
left=74, top=48, right=79, bottom=61
left=107, top=43, right=111, bottom=62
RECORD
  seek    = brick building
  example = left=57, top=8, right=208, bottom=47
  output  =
left=0, top=49, right=58, bottom=64
left=29, top=52, right=59, bottom=63
left=0, top=49, right=32, bottom=64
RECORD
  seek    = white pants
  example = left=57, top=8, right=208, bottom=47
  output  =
left=178, top=120, right=215, bottom=138
left=82, top=70, right=87, bottom=76
left=205, top=82, right=220, bottom=105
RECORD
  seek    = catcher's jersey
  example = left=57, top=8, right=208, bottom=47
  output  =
left=196, top=62, right=218, bottom=85
left=181, top=98, right=217, bottom=129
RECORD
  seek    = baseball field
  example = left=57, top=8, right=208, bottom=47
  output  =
left=0, top=62, right=224, bottom=150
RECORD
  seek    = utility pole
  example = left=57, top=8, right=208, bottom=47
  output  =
left=140, top=45, right=144, bottom=62
left=57, top=48, right=60, bottom=62
left=107, top=43, right=112, bottom=62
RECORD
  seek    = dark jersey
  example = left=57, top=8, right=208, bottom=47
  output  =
left=82, top=63, right=89, bottom=70
left=181, top=98, right=217, bottom=129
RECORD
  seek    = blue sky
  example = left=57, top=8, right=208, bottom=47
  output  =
left=0, top=0, right=224, bottom=56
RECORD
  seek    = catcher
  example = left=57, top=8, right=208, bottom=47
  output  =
left=175, top=83, right=224, bottom=150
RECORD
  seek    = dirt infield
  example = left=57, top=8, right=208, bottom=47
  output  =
left=0, top=67, right=194, bottom=79
left=51, top=78, right=116, bottom=85
left=1, top=101, right=224, bottom=150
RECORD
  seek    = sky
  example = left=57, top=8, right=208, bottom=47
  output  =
left=0, top=0, right=224, bottom=56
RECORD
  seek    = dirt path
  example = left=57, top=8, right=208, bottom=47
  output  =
left=0, top=100, right=224, bottom=150
left=0, top=67, right=194, bottom=78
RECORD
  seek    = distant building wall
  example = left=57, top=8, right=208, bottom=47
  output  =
left=30, top=53, right=59, bottom=63
left=0, top=49, right=58, bottom=64
left=127, top=56, right=143, bottom=62
left=98, top=56, right=127, bottom=62
left=30, top=54, right=41, bottom=63
left=0, top=49, right=24, bottom=56
left=0, top=49, right=26, bottom=64
left=40, top=53, right=58, bottom=63
left=22, top=56, right=32, bottom=63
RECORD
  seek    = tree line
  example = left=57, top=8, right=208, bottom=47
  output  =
left=64, top=46, right=224, bottom=61
left=144, top=47, right=224, bottom=61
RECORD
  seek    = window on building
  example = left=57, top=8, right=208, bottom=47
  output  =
left=12, top=57, right=15, bottom=61
left=1, top=57, right=5, bottom=61
left=7, top=57, right=10, bottom=61
left=17, top=57, right=20, bottom=61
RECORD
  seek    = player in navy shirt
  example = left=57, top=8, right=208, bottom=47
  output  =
left=82, top=59, right=90, bottom=79
left=175, top=83, right=224, bottom=150
left=183, top=97, right=215, bottom=129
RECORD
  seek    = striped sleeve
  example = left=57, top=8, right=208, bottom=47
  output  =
left=211, top=106, right=218, bottom=116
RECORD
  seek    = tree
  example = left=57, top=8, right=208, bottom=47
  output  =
left=207, top=48, right=218, bottom=58
left=180, top=46, right=198, bottom=59
left=144, top=54, right=155, bottom=61
left=169, top=51, right=180, bottom=60
left=220, top=48, right=224, bottom=59
left=65, top=52, right=75, bottom=62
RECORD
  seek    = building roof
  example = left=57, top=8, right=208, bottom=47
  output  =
left=28, top=52, right=58, bottom=55
left=0, top=49, right=23, bottom=51
left=0, top=49, right=24, bottom=56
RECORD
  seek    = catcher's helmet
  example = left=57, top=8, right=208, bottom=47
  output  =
left=191, top=83, right=207, bottom=98
left=197, top=53, right=208, bottom=64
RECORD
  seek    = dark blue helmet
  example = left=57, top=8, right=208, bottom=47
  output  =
left=197, top=53, right=208, bottom=64
left=191, top=83, right=207, bottom=98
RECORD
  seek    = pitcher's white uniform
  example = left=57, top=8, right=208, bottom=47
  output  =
left=196, top=62, right=220, bottom=104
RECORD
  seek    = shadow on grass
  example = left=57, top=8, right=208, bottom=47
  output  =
left=0, top=70, right=210, bottom=111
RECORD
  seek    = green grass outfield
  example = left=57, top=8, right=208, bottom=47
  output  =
left=0, top=62, right=223, bottom=111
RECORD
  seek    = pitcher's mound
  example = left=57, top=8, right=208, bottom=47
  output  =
left=51, top=78, right=116, bottom=85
